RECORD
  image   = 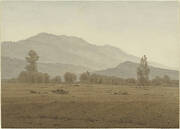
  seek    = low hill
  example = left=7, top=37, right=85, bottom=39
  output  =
left=2, top=56, right=92, bottom=79
left=95, top=61, right=179, bottom=80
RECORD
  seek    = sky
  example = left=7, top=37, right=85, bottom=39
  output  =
left=1, top=1, right=180, bottom=69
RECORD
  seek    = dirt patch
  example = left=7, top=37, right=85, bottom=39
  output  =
left=52, top=89, right=69, bottom=95
left=72, top=84, right=80, bottom=86
left=113, top=91, right=129, bottom=95
left=30, top=90, right=40, bottom=94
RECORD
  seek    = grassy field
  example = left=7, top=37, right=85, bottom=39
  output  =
left=1, top=83, right=179, bottom=128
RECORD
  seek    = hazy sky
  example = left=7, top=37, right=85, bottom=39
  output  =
left=1, top=1, right=180, bottom=69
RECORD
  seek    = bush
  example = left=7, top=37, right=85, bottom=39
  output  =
left=18, top=71, right=50, bottom=83
left=51, top=76, right=62, bottom=83
left=52, top=89, right=68, bottom=94
left=80, top=71, right=90, bottom=83
left=64, top=72, right=77, bottom=83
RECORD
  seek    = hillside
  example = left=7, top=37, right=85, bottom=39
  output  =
left=95, top=61, right=179, bottom=80
left=2, top=57, right=178, bottom=80
left=2, top=32, right=176, bottom=79
left=2, top=32, right=163, bottom=70
left=2, top=57, right=92, bottom=79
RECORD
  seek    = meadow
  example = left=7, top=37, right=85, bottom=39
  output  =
left=1, top=83, right=179, bottom=128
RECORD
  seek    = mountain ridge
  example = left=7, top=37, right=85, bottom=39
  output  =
left=2, top=56, right=178, bottom=80
left=2, top=32, right=172, bottom=70
left=2, top=32, right=139, bottom=70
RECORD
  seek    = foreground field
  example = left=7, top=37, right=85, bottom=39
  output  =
left=1, top=83, right=179, bottom=128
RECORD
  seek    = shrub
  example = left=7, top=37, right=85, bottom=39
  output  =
left=64, top=72, right=77, bottom=83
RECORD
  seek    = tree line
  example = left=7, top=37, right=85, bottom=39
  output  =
left=79, top=71, right=178, bottom=86
left=7, top=50, right=178, bottom=86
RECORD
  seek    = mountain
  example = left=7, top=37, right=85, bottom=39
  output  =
left=95, top=61, right=179, bottom=80
left=2, top=56, right=92, bottom=79
left=2, top=32, right=160, bottom=70
left=2, top=56, right=178, bottom=80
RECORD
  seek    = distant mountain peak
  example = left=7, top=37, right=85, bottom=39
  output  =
left=28, top=32, right=60, bottom=40
left=27, top=32, right=91, bottom=46
left=31, top=32, right=80, bottom=40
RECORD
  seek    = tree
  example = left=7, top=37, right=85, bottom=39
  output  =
left=137, top=55, right=150, bottom=86
left=151, top=76, right=162, bottom=85
left=80, top=71, right=90, bottom=83
left=43, top=73, right=50, bottom=83
left=17, top=50, right=51, bottom=83
left=36, top=72, right=44, bottom=83
left=89, top=74, right=99, bottom=84
left=125, top=78, right=136, bottom=85
left=18, top=71, right=28, bottom=82
left=17, top=50, right=50, bottom=83
left=163, top=75, right=171, bottom=85
left=25, top=50, right=39, bottom=72
left=51, top=76, right=62, bottom=83
left=64, top=72, right=77, bottom=83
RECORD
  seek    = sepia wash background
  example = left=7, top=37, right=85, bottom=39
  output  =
left=0, top=1, right=180, bottom=128
left=1, top=1, right=180, bottom=70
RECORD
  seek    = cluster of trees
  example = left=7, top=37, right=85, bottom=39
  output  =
left=79, top=71, right=136, bottom=85
left=18, top=50, right=50, bottom=83
left=136, top=55, right=178, bottom=86
left=15, top=50, right=178, bottom=86
left=17, top=50, right=78, bottom=84
left=18, top=71, right=50, bottom=83
left=79, top=71, right=177, bottom=86
left=151, top=75, right=179, bottom=86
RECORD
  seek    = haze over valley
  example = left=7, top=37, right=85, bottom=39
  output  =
left=2, top=33, right=179, bottom=80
